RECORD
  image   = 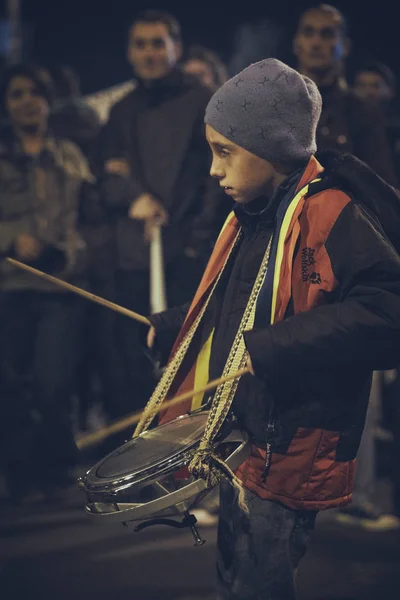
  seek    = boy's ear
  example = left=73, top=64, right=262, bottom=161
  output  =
left=271, top=161, right=294, bottom=176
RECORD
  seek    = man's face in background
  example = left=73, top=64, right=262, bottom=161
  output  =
left=293, top=10, right=348, bottom=76
left=183, top=59, right=215, bottom=90
left=353, top=71, right=394, bottom=105
left=128, top=21, right=182, bottom=82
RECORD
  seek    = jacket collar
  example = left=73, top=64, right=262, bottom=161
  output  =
left=233, top=156, right=324, bottom=230
left=295, top=155, right=324, bottom=192
left=134, top=68, right=187, bottom=106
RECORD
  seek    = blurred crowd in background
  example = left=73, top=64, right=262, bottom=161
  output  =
left=1, top=4, right=400, bottom=534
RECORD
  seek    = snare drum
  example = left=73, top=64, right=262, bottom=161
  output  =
left=79, top=411, right=249, bottom=527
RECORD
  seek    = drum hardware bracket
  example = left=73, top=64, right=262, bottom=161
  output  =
left=112, top=502, right=129, bottom=529
left=133, top=511, right=205, bottom=546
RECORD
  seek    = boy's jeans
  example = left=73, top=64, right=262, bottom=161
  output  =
left=216, top=481, right=317, bottom=600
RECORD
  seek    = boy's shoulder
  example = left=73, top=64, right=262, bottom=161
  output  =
left=302, top=184, right=352, bottom=231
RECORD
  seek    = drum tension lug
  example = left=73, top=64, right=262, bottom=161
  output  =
left=133, top=512, right=206, bottom=546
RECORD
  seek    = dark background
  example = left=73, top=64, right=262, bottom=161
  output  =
left=0, top=1, right=398, bottom=95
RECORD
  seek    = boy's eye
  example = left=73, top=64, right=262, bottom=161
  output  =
left=219, top=149, right=229, bottom=157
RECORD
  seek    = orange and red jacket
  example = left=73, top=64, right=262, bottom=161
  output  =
left=150, top=155, right=400, bottom=511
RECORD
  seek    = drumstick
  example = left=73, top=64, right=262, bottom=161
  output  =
left=150, top=222, right=167, bottom=313
left=76, top=366, right=251, bottom=449
left=5, top=257, right=151, bottom=326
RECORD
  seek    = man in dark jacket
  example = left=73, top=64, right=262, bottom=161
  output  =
left=293, top=3, right=398, bottom=186
left=293, top=3, right=400, bottom=530
left=99, top=10, right=224, bottom=412
left=353, top=61, right=400, bottom=523
left=143, top=59, right=400, bottom=599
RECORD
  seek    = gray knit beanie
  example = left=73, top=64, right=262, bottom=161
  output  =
left=205, top=58, right=322, bottom=164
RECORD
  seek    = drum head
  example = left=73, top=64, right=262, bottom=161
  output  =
left=84, top=412, right=209, bottom=492
left=79, top=411, right=250, bottom=525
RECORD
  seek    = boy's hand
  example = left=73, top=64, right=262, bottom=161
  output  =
left=147, top=326, right=156, bottom=349
left=128, top=193, right=168, bottom=224
left=247, top=354, right=255, bottom=376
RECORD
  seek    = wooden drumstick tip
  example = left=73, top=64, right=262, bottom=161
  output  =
left=5, top=257, right=151, bottom=326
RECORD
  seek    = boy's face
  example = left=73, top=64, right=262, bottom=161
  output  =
left=206, top=124, right=277, bottom=204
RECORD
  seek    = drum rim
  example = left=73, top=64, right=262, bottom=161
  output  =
left=82, top=428, right=250, bottom=524
left=82, top=412, right=209, bottom=494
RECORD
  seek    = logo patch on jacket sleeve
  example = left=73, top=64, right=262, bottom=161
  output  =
left=301, top=247, right=321, bottom=284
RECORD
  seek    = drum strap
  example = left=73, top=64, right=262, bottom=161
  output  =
left=134, top=229, right=242, bottom=436
left=188, top=236, right=272, bottom=512
left=188, top=181, right=316, bottom=511
left=136, top=182, right=315, bottom=512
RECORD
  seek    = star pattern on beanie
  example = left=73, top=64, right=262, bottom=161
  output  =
left=259, top=76, right=270, bottom=86
left=257, top=61, right=267, bottom=69
left=233, top=77, right=244, bottom=87
left=228, top=125, right=238, bottom=136
left=241, top=99, right=251, bottom=111
left=274, top=71, right=291, bottom=85
left=257, top=126, right=267, bottom=140
left=215, top=99, right=224, bottom=111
